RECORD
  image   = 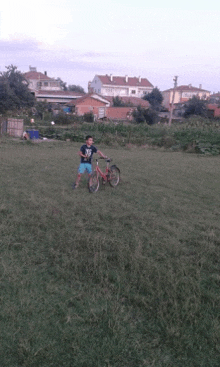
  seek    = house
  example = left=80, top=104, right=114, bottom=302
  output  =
left=68, top=93, right=110, bottom=119
left=88, top=74, right=153, bottom=98
left=24, top=66, right=62, bottom=94
left=209, top=92, right=220, bottom=104
left=35, top=90, right=84, bottom=105
left=207, top=104, right=220, bottom=118
left=162, top=84, right=210, bottom=111
left=24, top=66, right=83, bottom=105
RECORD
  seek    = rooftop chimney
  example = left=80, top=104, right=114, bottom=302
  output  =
left=110, top=74, right=113, bottom=82
left=44, top=71, right=47, bottom=76
left=138, top=76, right=141, bottom=83
left=199, top=84, right=202, bottom=89
left=125, top=75, right=128, bottom=83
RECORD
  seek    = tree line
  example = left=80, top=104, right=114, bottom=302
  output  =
left=0, top=65, right=85, bottom=116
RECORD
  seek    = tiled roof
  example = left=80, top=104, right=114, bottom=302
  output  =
left=163, top=85, right=210, bottom=93
left=106, top=107, right=135, bottom=120
left=68, top=93, right=110, bottom=106
left=211, top=92, right=220, bottom=97
left=24, top=71, right=52, bottom=80
left=97, top=75, right=153, bottom=88
left=104, top=96, right=150, bottom=107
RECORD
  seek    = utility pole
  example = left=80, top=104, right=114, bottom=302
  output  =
left=168, top=76, right=178, bottom=126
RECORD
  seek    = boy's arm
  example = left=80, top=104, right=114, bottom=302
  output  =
left=97, top=150, right=107, bottom=159
left=78, top=150, right=87, bottom=158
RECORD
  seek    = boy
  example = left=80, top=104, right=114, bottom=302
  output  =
left=73, top=135, right=107, bottom=189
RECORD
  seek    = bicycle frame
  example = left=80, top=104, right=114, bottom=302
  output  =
left=93, top=159, right=110, bottom=182
left=88, top=157, right=120, bottom=193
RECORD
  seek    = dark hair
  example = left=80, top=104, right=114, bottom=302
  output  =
left=86, top=135, right=93, bottom=140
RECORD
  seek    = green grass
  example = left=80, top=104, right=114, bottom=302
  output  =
left=0, top=137, right=220, bottom=366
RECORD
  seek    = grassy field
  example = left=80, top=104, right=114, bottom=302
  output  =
left=0, top=137, right=220, bottom=366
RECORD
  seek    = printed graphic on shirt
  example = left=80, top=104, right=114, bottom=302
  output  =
left=85, top=148, right=92, bottom=159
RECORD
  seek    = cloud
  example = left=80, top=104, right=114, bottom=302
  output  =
left=0, top=37, right=219, bottom=93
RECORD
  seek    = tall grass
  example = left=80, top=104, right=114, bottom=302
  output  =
left=0, top=137, right=220, bottom=366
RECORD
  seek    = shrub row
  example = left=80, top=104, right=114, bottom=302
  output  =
left=37, top=118, right=220, bottom=155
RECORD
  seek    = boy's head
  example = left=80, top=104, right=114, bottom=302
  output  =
left=86, top=135, right=93, bottom=146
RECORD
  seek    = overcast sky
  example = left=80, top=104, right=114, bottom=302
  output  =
left=0, top=0, right=219, bottom=93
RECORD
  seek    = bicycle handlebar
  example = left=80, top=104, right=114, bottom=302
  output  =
left=95, top=157, right=112, bottom=162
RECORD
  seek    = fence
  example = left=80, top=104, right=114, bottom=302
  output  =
left=6, top=118, right=24, bottom=137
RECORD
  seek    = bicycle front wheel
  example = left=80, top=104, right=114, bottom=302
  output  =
left=88, top=173, right=99, bottom=193
left=108, top=165, right=120, bottom=187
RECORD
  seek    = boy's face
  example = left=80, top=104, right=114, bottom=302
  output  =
left=86, top=138, right=93, bottom=146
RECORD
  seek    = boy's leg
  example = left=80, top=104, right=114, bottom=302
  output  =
left=75, top=173, right=81, bottom=187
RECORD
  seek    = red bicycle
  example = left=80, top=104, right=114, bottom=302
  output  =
left=88, top=158, right=120, bottom=193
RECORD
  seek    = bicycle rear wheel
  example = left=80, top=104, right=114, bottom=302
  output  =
left=88, top=173, right=99, bottom=193
left=108, top=165, right=120, bottom=187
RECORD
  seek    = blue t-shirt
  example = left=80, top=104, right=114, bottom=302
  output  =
left=80, top=144, right=97, bottom=164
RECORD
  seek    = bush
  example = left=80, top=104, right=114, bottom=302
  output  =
left=83, top=112, right=94, bottom=122
left=54, top=113, right=83, bottom=125
left=37, top=119, right=220, bottom=155
left=132, top=106, right=158, bottom=125
left=184, top=96, right=208, bottom=118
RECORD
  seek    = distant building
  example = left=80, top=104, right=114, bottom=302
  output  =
left=88, top=74, right=153, bottom=98
left=209, top=92, right=220, bottom=104
left=68, top=93, right=110, bottom=119
left=24, top=66, right=83, bottom=105
left=207, top=104, right=220, bottom=118
left=162, top=84, right=210, bottom=111
left=24, top=66, right=62, bottom=94
left=35, top=90, right=84, bottom=104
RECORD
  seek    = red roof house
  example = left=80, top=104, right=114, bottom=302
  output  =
left=162, top=84, right=210, bottom=110
left=69, top=93, right=110, bottom=119
left=207, top=104, right=220, bottom=118
left=89, top=74, right=153, bottom=98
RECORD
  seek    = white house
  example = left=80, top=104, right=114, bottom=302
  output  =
left=24, top=66, right=83, bottom=105
left=88, top=74, right=153, bottom=98
left=24, top=66, right=62, bottom=94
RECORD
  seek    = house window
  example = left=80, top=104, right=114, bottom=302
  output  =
left=131, top=90, right=136, bottom=94
left=44, top=82, right=48, bottom=86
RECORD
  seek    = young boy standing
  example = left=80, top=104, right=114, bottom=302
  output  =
left=73, top=135, right=107, bottom=189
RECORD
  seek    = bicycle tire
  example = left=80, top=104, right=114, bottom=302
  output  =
left=88, top=173, right=99, bottom=193
left=108, top=165, right=120, bottom=187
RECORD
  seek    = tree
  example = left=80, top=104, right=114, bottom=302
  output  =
left=112, top=96, right=126, bottom=107
left=0, top=65, right=35, bottom=114
left=68, top=85, right=85, bottom=94
left=184, top=96, right=208, bottom=118
left=34, top=101, right=51, bottom=120
left=56, top=77, right=67, bottom=91
left=143, top=87, right=163, bottom=111
left=112, top=95, right=133, bottom=107
left=132, top=105, right=158, bottom=125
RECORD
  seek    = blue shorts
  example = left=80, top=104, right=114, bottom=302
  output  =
left=78, top=163, right=92, bottom=174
